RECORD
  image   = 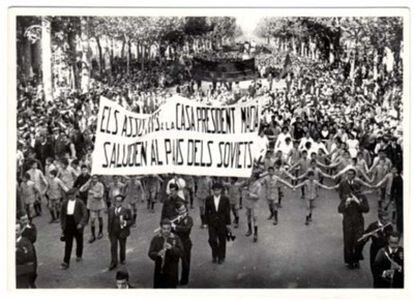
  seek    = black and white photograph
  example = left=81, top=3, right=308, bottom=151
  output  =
left=6, top=5, right=410, bottom=293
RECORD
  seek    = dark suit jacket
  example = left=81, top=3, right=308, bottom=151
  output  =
left=204, top=195, right=231, bottom=228
left=60, top=199, right=89, bottom=231
left=373, top=246, right=404, bottom=288
left=16, top=237, right=36, bottom=277
left=108, top=206, right=133, bottom=239
left=21, top=224, right=37, bottom=244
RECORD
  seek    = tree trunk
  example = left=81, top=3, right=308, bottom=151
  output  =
left=22, top=37, right=33, bottom=81
left=96, top=37, right=103, bottom=77
left=121, top=39, right=126, bottom=58
left=125, top=35, right=130, bottom=76
left=41, top=17, right=53, bottom=101
left=68, top=29, right=79, bottom=90
left=80, top=16, right=90, bottom=93
left=141, top=43, right=145, bottom=72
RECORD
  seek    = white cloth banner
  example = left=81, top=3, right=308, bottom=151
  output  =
left=92, top=96, right=262, bottom=177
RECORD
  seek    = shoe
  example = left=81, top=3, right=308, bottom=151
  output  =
left=267, top=214, right=273, bottom=220
left=346, top=263, right=355, bottom=270
left=212, top=257, right=217, bottom=263
left=234, top=223, right=239, bottom=229
left=49, top=219, right=55, bottom=224
left=253, top=235, right=258, bottom=242
left=218, top=259, right=224, bottom=264
left=108, top=264, right=117, bottom=271
left=88, top=236, right=96, bottom=243
left=120, top=261, right=126, bottom=265
left=76, top=257, right=82, bottom=262
left=131, top=223, right=137, bottom=228
left=273, top=220, right=278, bottom=225
left=245, top=230, right=252, bottom=237
left=60, top=262, right=69, bottom=270
left=97, top=232, right=103, bottom=240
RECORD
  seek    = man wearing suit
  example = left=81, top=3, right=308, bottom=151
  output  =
left=373, top=232, right=404, bottom=288
left=148, top=218, right=184, bottom=288
left=338, top=192, right=370, bottom=270
left=60, top=188, right=88, bottom=269
left=18, top=213, right=37, bottom=287
left=358, top=211, right=393, bottom=287
left=108, top=194, right=133, bottom=270
left=204, top=182, right=231, bottom=264
left=161, top=183, right=186, bottom=221
left=19, top=213, right=37, bottom=244
left=16, top=222, right=37, bottom=288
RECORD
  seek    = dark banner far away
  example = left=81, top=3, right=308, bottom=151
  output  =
left=192, top=57, right=257, bottom=82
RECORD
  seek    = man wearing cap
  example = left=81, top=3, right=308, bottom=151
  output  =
left=148, top=218, right=184, bottom=288
left=357, top=211, right=393, bottom=287
left=60, top=188, right=88, bottom=270
left=204, top=182, right=231, bottom=264
left=108, top=194, right=133, bottom=271
left=171, top=201, right=193, bottom=286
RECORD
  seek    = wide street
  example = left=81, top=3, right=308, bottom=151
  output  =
left=33, top=183, right=381, bottom=289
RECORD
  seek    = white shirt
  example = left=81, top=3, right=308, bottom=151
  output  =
left=67, top=200, right=76, bottom=215
left=214, top=195, right=220, bottom=211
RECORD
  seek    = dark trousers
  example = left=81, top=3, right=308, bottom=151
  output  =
left=208, top=225, right=226, bottom=260
left=63, top=216, right=83, bottom=264
left=180, top=241, right=192, bottom=284
left=110, top=235, right=126, bottom=265
left=342, top=222, right=364, bottom=265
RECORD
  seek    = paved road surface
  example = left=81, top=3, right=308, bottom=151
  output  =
left=32, top=185, right=381, bottom=288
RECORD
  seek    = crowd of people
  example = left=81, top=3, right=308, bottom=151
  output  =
left=15, top=40, right=404, bottom=289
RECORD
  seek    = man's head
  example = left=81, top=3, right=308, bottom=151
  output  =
left=16, top=222, right=22, bottom=239
left=61, top=158, right=69, bottom=168
left=268, top=166, right=275, bottom=176
left=388, top=232, right=401, bottom=252
left=169, top=183, right=179, bottom=198
left=22, top=172, right=31, bottom=182
left=19, top=214, right=29, bottom=227
left=346, top=169, right=356, bottom=181
left=113, top=175, right=119, bottom=183
left=115, top=270, right=129, bottom=289
left=67, top=188, right=77, bottom=201
left=175, top=201, right=187, bottom=215
left=91, top=174, right=99, bottom=183
left=45, top=157, right=53, bottom=166
left=212, top=182, right=223, bottom=197
left=160, top=218, right=172, bottom=237
left=307, top=170, right=315, bottom=180
left=81, top=165, right=89, bottom=175
left=114, top=194, right=124, bottom=208
left=293, top=140, right=299, bottom=148
left=30, top=161, right=38, bottom=170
